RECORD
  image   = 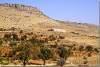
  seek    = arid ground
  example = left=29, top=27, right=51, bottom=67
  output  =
left=0, top=3, right=99, bottom=66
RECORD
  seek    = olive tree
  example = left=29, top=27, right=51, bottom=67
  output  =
left=58, top=47, right=70, bottom=60
left=85, top=45, right=93, bottom=52
left=85, top=45, right=93, bottom=57
left=57, top=46, right=70, bottom=66
left=38, top=47, right=52, bottom=65
left=14, top=41, right=31, bottom=67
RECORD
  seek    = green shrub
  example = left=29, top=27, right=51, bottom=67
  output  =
left=58, top=47, right=70, bottom=60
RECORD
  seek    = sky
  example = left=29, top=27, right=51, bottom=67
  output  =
left=0, top=0, right=99, bottom=25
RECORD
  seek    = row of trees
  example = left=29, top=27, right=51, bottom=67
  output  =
left=0, top=31, right=99, bottom=66
left=0, top=31, right=71, bottom=66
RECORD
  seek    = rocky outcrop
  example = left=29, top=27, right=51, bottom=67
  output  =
left=0, top=3, right=42, bottom=14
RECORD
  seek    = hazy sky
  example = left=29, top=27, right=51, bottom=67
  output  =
left=0, top=0, right=99, bottom=25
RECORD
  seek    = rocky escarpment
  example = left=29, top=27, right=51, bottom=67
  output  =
left=0, top=3, right=59, bottom=30
left=0, top=3, right=40, bottom=11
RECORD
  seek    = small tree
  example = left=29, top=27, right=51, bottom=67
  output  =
left=85, top=45, right=93, bottom=57
left=18, top=50, right=29, bottom=67
left=14, top=41, right=31, bottom=67
left=19, top=30, right=23, bottom=34
left=58, top=47, right=70, bottom=60
left=94, top=48, right=99, bottom=53
left=79, top=45, right=84, bottom=51
left=38, top=47, right=52, bottom=65
left=85, top=45, right=93, bottom=52
left=57, top=46, right=70, bottom=66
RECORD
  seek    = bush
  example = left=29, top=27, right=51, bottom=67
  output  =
left=94, top=48, right=99, bottom=53
left=85, top=45, right=93, bottom=52
left=0, top=28, right=4, bottom=31
left=4, top=33, right=11, bottom=40
left=79, top=45, right=84, bottom=51
left=21, top=35, right=27, bottom=41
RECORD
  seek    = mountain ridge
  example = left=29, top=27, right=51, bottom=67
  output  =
left=0, top=3, right=99, bottom=47
left=0, top=3, right=98, bottom=26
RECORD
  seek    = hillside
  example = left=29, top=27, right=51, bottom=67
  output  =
left=0, top=3, right=99, bottom=47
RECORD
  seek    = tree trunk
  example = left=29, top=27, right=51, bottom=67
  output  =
left=23, top=60, right=26, bottom=67
left=43, top=60, right=46, bottom=65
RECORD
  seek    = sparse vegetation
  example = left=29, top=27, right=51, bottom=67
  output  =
left=0, top=30, right=99, bottom=66
left=0, top=3, right=99, bottom=66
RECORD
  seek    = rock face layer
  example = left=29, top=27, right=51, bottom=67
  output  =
left=0, top=3, right=99, bottom=47
left=0, top=3, right=59, bottom=30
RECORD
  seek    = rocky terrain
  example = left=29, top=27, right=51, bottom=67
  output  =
left=0, top=3, right=99, bottom=66
left=0, top=3, right=99, bottom=47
